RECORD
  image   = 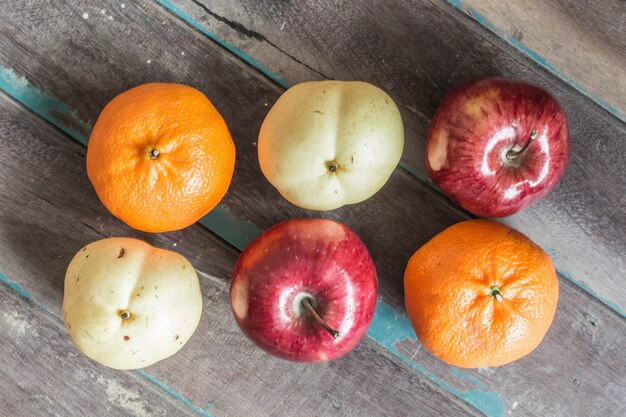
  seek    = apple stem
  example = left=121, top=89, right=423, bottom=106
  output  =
left=506, top=129, right=537, bottom=160
left=490, top=286, right=503, bottom=303
left=301, top=298, right=339, bottom=339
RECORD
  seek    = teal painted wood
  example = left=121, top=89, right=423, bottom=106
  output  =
left=0, top=67, right=90, bottom=144
left=0, top=92, right=480, bottom=417
left=1, top=1, right=625, bottom=416
left=3, top=74, right=626, bottom=416
left=161, top=0, right=626, bottom=318
left=0, top=57, right=496, bottom=413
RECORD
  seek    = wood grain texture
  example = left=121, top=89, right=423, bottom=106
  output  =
left=0, top=282, right=200, bottom=417
left=457, top=0, right=626, bottom=119
left=163, top=0, right=626, bottom=316
left=1, top=0, right=625, bottom=416
left=0, top=93, right=479, bottom=417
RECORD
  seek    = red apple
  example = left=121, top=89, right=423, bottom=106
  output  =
left=230, top=218, right=378, bottom=362
left=426, top=77, right=570, bottom=217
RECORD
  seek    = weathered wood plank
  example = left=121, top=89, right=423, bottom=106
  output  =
left=3, top=0, right=625, bottom=316
left=1, top=1, right=625, bottom=416
left=0, top=93, right=480, bottom=417
left=456, top=0, right=626, bottom=119
left=3, top=85, right=626, bottom=417
left=0, top=280, right=200, bottom=417
left=161, top=0, right=626, bottom=316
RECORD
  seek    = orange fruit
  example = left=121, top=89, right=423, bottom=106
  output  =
left=404, top=219, right=558, bottom=368
left=87, top=83, right=235, bottom=232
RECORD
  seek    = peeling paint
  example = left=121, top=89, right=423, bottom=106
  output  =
left=0, top=273, right=47, bottom=311
left=96, top=375, right=153, bottom=417
left=368, top=301, right=507, bottom=417
left=2, top=310, right=32, bottom=336
left=450, top=367, right=487, bottom=389
left=0, top=67, right=91, bottom=144
left=0, top=3, right=624, bottom=414
left=137, top=370, right=214, bottom=417
left=199, top=206, right=261, bottom=251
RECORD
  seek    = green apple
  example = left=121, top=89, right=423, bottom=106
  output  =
left=62, top=237, right=202, bottom=370
left=258, top=80, right=404, bottom=210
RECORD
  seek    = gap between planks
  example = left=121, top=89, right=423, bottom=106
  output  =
left=0, top=90, right=482, bottom=417
left=0, top=0, right=620, bottom=412
left=3, top=75, right=625, bottom=417
left=0, top=83, right=503, bottom=416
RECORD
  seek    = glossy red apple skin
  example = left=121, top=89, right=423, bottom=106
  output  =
left=230, top=218, right=378, bottom=362
left=426, top=77, right=570, bottom=217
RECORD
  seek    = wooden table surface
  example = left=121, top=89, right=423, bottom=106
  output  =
left=1, top=1, right=625, bottom=416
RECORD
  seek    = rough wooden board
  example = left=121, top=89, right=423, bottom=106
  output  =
left=2, top=0, right=625, bottom=317
left=0, top=282, right=200, bottom=417
left=458, top=0, right=626, bottom=120
left=161, top=0, right=626, bottom=316
left=0, top=94, right=480, bottom=417
left=3, top=90, right=626, bottom=417
left=1, top=1, right=625, bottom=416
left=0, top=0, right=456, bottom=311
